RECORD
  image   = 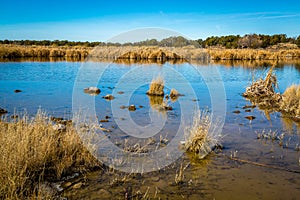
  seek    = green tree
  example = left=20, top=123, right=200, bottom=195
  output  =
left=296, top=36, right=300, bottom=48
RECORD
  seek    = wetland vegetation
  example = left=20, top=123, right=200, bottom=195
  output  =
left=1, top=35, right=300, bottom=199
left=1, top=34, right=299, bottom=61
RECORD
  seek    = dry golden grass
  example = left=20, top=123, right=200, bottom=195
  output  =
left=207, top=48, right=300, bottom=61
left=243, top=66, right=282, bottom=109
left=1, top=44, right=299, bottom=61
left=170, top=88, right=179, bottom=98
left=0, top=111, right=100, bottom=199
left=146, top=76, right=165, bottom=96
left=0, top=44, right=91, bottom=59
left=184, top=110, right=219, bottom=159
left=280, top=84, right=300, bottom=118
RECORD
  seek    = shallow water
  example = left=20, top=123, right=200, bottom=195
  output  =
left=1, top=60, right=300, bottom=199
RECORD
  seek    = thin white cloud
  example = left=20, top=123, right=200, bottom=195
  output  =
left=0, top=12, right=299, bottom=41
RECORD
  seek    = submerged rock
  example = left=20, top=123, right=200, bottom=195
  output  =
left=242, top=105, right=256, bottom=109
left=14, top=89, right=22, bottom=93
left=120, top=105, right=126, bottom=109
left=103, top=94, right=115, bottom=100
left=245, top=116, right=256, bottom=121
left=233, top=110, right=241, bottom=114
left=128, top=105, right=136, bottom=111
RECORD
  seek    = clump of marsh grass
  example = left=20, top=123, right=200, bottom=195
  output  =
left=280, top=84, right=300, bottom=119
left=243, top=66, right=281, bottom=109
left=169, top=88, right=184, bottom=102
left=170, top=88, right=179, bottom=98
left=146, top=76, right=164, bottom=96
left=0, top=110, right=100, bottom=199
left=184, top=110, right=220, bottom=159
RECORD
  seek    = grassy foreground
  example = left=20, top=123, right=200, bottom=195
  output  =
left=0, top=111, right=100, bottom=199
left=1, top=44, right=299, bottom=61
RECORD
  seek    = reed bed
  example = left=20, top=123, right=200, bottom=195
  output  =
left=2, top=44, right=299, bottom=61
left=0, top=111, right=100, bottom=199
left=0, top=44, right=91, bottom=59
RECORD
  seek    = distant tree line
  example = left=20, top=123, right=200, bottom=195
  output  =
left=199, top=34, right=300, bottom=49
left=0, top=34, right=299, bottom=48
left=0, top=39, right=106, bottom=47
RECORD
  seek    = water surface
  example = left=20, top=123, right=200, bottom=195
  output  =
left=0, top=60, right=300, bottom=199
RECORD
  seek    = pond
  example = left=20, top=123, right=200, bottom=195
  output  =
left=0, top=60, right=300, bottom=199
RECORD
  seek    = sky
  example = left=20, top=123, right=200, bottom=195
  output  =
left=0, top=0, right=299, bottom=42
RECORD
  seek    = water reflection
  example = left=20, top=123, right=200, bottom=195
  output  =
left=2, top=56, right=299, bottom=74
left=281, top=116, right=300, bottom=133
left=113, top=58, right=187, bottom=65
left=211, top=59, right=300, bottom=70
left=0, top=57, right=85, bottom=62
left=148, top=95, right=164, bottom=107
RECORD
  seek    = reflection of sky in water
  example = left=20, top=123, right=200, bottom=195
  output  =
left=0, top=61, right=299, bottom=132
left=2, top=60, right=300, bottom=200
left=1, top=61, right=300, bottom=172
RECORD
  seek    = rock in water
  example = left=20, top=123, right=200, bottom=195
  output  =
left=0, top=108, right=8, bottom=114
left=14, top=89, right=22, bottom=93
left=84, top=87, right=101, bottom=95
left=103, top=94, right=115, bottom=100
left=128, top=105, right=136, bottom=111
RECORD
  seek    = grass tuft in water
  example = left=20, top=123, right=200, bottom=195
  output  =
left=147, top=76, right=164, bottom=96
left=184, top=110, right=220, bottom=159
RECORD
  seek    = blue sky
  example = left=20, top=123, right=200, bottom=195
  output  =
left=0, top=0, right=299, bottom=42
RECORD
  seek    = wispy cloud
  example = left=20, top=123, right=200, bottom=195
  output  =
left=0, top=11, right=299, bottom=41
